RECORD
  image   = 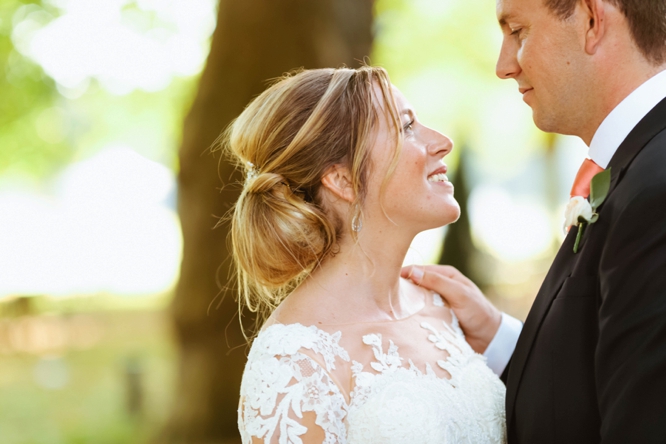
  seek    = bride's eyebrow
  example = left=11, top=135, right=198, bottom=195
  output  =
left=400, top=109, right=415, bottom=119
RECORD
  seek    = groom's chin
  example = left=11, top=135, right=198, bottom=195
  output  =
left=529, top=107, right=574, bottom=136
left=530, top=110, right=558, bottom=135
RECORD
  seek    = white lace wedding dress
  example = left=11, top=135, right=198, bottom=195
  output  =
left=238, top=293, right=506, bottom=443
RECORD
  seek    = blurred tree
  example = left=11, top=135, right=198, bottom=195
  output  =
left=439, top=149, right=480, bottom=281
left=162, top=0, right=374, bottom=442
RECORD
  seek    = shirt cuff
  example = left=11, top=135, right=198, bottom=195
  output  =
left=483, top=312, right=523, bottom=376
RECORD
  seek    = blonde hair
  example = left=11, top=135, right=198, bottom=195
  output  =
left=225, top=66, right=402, bottom=322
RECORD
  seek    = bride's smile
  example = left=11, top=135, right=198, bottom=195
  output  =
left=361, top=84, right=460, bottom=239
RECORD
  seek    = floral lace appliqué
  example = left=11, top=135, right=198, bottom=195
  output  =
left=239, top=324, right=349, bottom=444
left=345, top=321, right=505, bottom=443
left=239, top=316, right=506, bottom=444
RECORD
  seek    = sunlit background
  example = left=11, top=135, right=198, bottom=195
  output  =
left=1, top=0, right=588, bottom=442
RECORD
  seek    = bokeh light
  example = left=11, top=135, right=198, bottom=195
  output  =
left=12, top=0, right=216, bottom=96
left=0, top=147, right=182, bottom=297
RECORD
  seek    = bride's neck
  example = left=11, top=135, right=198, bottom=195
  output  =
left=292, top=227, right=421, bottom=323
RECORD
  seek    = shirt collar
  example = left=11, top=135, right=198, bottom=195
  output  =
left=589, top=69, right=666, bottom=168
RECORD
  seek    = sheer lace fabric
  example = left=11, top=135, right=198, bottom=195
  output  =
left=238, top=293, right=506, bottom=443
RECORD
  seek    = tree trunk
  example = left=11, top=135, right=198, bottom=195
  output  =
left=161, top=1, right=373, bottom=442
left=438, top=148, right=493, bottom=290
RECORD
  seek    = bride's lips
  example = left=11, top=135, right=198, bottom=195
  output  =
left=428, top=165, right=448, bottom=177
left=427, top=165, right=451, bottom=185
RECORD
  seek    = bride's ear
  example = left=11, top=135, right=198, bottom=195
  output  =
left=321, top=164, right=355, bottom=203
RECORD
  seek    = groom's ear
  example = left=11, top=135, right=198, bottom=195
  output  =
left=321, top=164, right=355, bottom=203
left=581, top=0, right=607, bottom=56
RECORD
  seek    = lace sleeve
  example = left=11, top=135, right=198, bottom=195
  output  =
left=239, top=351, right=347, bottom=444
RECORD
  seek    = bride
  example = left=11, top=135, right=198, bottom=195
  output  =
left=227, top=66, right=506, bottom=443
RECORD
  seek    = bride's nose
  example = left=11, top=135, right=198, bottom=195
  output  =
left=426, top=128, right=453, bottom=158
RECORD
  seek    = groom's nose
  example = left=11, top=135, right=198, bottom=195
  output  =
left=496, top=36, right=520, bottom=80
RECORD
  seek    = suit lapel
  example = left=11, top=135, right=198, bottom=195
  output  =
left=505, top=229, right=577, bottom=426
left=506, top=95, right=666, bottom=428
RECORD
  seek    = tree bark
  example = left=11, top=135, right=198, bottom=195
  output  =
left=162, top=1, right=373, bottom=442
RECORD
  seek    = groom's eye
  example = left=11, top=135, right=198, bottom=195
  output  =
left=510, top=27, right=522, bottom=37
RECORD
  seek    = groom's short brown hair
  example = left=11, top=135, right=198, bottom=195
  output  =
left=544, top=0, right=666, bottom=65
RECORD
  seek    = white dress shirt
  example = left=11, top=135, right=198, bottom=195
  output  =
left=589, top=69, right=666, bottom=168
left=483, top=68, right=666, bottom=377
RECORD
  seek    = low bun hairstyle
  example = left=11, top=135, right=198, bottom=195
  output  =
left=224, top=66, right=401, bottom=319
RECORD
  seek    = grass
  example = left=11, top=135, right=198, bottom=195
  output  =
left=0, top=302, right=177, bottom=444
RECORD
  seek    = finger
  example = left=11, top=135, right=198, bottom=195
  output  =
left=414, top=264, right=462, bottom=279
left=402, top=264, right=460, bottom=280
left=402, top=264, right=476, bottom=296
left=401, top=265, right=428, bottom=280
left=413, top=270, right=468, bottom=307
left=421, top=264, right=475, bottom=287
left=401, top=265, right=425, bottom=284
left=400, top=265, right=415, bottom=280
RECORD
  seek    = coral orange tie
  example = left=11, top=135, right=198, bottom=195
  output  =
left=570, top=158, right=604, bottom=198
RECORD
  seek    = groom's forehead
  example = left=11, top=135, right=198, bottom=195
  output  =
left=496, top=0, right=515, bottom=22
left=497, top=0, right=544, bottom=21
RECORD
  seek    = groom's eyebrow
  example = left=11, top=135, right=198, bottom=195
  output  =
left=498, top=13, right=514, bottom=26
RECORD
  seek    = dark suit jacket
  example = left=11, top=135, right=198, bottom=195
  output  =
left=502, top=96, right=666, bottom=443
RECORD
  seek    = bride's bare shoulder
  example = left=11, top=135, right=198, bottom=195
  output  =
left=267, top=285, right=329, bottom=327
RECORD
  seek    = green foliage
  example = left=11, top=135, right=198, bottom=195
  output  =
left=0, top=0, right=71, bottom=178
left=0, top=0, right=201, bottom=182
left=373, top=0, right=503, bottom=134
left=374, top=0, right=500, bottom=80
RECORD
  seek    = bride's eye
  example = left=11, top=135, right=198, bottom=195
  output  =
left=403, top=119, right=414, bottom=133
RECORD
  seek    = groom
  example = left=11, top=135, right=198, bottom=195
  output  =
left=404, top=0, right=666, bottom=442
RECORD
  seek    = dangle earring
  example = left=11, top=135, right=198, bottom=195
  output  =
left=351, top=207, right=363, bottom=233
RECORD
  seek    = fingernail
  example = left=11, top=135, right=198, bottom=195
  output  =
left=411, top=266, right=424, bottom=284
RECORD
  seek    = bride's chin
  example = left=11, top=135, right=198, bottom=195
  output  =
left=441, top=212, right=461, bottom=227
left=449, top=208, right=462, bottom=225
left=416, top=207, right=461, bottom=230
left=439, top=204, right=462, bottom=226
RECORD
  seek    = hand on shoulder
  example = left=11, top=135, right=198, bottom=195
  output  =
left=401, top=264, right=501, bottom=353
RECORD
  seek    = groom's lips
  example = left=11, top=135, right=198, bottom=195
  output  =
left=520, top=87, right=534, bottom=103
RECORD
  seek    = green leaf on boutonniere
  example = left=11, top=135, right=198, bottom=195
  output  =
left=574, top=222, right=585, bottom=253
left=572, top=168, right=609, bottom=254
left=589, top=168, right=611, bottom=209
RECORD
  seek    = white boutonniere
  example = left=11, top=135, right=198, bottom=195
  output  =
left=564, top=168, right=611, bottom=253
left=564, top=196, right=594, bottom=230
